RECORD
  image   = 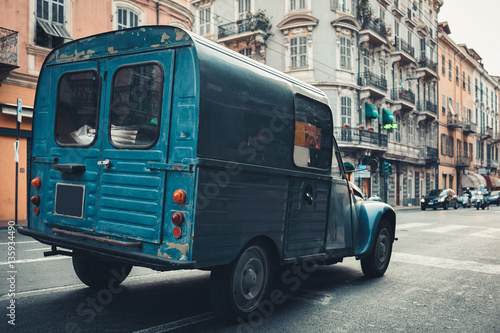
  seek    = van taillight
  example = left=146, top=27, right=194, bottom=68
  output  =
left=33, top=207, right=40, bottom=216
left=173, top=227, right=182, bottom=238
left=173, top=190, right=186, bottom=204
left=30, top=195, right=40, bottom=206
left=31, top=177, right=41, bottom=189
left=171, top=212, right=185, bottom=226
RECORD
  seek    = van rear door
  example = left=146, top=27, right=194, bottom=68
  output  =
left=93, top=51, right=175, bottom=244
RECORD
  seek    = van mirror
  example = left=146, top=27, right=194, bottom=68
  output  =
left=343, top=163, right=355, bottom=173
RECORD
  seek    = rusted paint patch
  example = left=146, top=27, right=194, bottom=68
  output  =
left=175, top=28, right=186, bottom=41
left=108, top=46, right=118, bottom=54
left=157, top=242, right=189, bottom=260
left=56, top=49, right=95, bottom=62
left=161, top=32, right=170, bottom=43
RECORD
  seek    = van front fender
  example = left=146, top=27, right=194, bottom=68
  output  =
left=354, top=202, right=396, bottom=258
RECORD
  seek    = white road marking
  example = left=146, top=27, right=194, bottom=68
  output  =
left=132, top=312, right=217, bottom=333
left=470, top=228, right=500, bottom=239
left=396, top=223, right=431, bottom=230
left=0, top=256, right=71, bottom=265
left=423, top=225, right=468, bottom=233
left=0, top=240, right=39, bottom=245
left=392, top=252, right=500, bottom=275
left=25, top=247, right=51, bottom=252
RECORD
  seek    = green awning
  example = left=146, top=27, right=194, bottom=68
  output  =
left=382, top=109, right=395, bottom=124
left=365, top=103, right=379, bottom=118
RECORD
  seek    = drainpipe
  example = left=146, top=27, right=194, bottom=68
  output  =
left=157, top=0, right=160, bottom=25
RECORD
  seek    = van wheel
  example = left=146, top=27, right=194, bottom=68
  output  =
left=72, top=252, right=132, bottom=289
left=209, top=242, right=272, bottom=322
left=361, top=220, right=393, bottom=278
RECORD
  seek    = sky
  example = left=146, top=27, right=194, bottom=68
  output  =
left=439, top=0, right=500, bottom=77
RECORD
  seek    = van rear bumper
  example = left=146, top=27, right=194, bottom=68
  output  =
left=17, top=227, right=197, bottom=271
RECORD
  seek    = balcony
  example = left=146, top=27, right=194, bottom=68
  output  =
left=481, top=126, right=493, bottom=139
left=416, top=100, right=437, bottom=120
left=358, top=71, right=387, bottom=99
left=462, top=121, right=477, bottom=135
left=334, top=127, right=388, bottom=151
left=405, top=9, right=418, bottom=29
left=391, top=88, right=415, bottom=111
left=0, top=27, right=19, bottom=82
left=456, top=156, right=471, bottom=167
left=359, top=16, right=388, bottom=45
left=447, top=114, right=463, bottom=129
left=218, top=17, right=269, bottom=44
left=391, top=0, right=405, bottom=20
left=416, top=56, right=438, bottom=78
left=492, top=133, right=500, bottom=144
left=420, top=146, right=439, bottom=164
left=391, top=37, right=417, bottom=65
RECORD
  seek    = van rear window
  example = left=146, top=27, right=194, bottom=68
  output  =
left=293, top=95, right=332, bottom=170
left=55, top=71, right=100, bottom=146
left=109, top=63, right=163, bottom=148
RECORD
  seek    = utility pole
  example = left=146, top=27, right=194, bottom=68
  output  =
left=15, top=98, right=22, bottom=225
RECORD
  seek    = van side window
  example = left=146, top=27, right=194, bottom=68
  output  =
left=109, top=63, right=163, bottom=147
left=293, top=95, right=332, bottom=170
left=55, top=71, right=100, bottom=146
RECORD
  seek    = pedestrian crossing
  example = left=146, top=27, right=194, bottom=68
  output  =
left=396, top=223, right=500, bottom=239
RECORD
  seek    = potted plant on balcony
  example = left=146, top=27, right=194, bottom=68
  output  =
left=358, top=124, right=365, bottom=131
left=367, top=126, right=375, bottom=132
left=343, top=123, right=351, bottom=130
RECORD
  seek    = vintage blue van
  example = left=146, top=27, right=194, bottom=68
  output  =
left=19, top=26, right=396, bottom=321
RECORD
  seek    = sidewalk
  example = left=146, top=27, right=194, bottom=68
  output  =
left=393, top=205, right=421, bottom=211
left=0, top=220, right=27, bottom=228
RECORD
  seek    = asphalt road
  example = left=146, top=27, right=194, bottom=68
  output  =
left=1, top=206, right=500, bottom=333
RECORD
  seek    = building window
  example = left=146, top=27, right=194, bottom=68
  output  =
left=455, top=66, right=459, bottom=85
left=442, top=93, right=446, bottom=114
left=290, top=0, right=307, bottom=11
left=380, top=59, right=386, bottom=81
left=468, top=75, right=471, bottom=93
left=238, top=0, right=251, bottom=18
left=441, top=55, right=445, bottom=76
left=340, top=37, right=351, bottom=70
left=362, top=49, right=370, bottom=73
left=395, top=115, right=401, bottom=142
left=470, top=143, right=473, bottom=160
left=290, top=36, right=307, bottom=69
left=464, top=141, right=468, bottom=157
left=441, top=134, right=445, bottom=155
left=448, top=60, right=452, bottom=80
left=462, top=72, right=466, bottom=90
left=341, top=96, right=351, bottom=125
left=35, top=0, right=71, bottom=48
left=199, top=6, right=211, bottom=36
left=408, top=118, right=414, bottom=144
left=394, top=21, right=399, bottom=38
left=117, top=7, right=139, bottom=29
left=239, top=48, right=252, bottom=58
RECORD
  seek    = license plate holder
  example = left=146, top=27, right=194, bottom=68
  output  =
left=54, top=183, right=85, bottom=219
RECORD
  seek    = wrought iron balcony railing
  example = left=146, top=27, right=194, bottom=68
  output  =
left=358, top=71, right=387, bottom=92
left=0, top=27, right=18, bottom=67
left=420, top=146, right=439, bottom=161
left=360, top=17, right=387, bottom=39
left=456, top=156, right=471, bottom=167
left=218, top=18, right=251, bottom=39
left=393, top=36, right=415, bottom=58
left=391, top=88, right=415, bottom=104
left=447, top=114, right=463, bottom=129
left=335, top=127, right=388, bottom=147
left=463, top=121, right=477, bottom=134
left=418, top=56, right=438, bottom=73
left=417, top=100, right=437, bottom=114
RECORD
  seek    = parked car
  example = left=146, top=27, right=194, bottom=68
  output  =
left=421, top=189, right=459, bottom=210
left=486, top=191, right=500, bottom=206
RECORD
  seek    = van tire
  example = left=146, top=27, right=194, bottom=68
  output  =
left=72, top=252, right=132, bottom=289
left=361, top=220, right=393, bottom=278
left=209, top=242, right=272, bottom=322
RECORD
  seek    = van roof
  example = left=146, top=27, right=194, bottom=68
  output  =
left=43, top=26, right=328, bottom=103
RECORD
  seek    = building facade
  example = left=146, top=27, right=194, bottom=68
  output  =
left=191, top=0, right=443, bottom=205
left=0, top=0, right=193, bottom=222
left=437, top=22, right=500, bottom=195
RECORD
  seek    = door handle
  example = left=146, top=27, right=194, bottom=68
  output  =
left=97, top=159, right=111, bottom=169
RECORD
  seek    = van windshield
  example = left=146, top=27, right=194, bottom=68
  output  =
left=55, top=71, right=100, bottom=146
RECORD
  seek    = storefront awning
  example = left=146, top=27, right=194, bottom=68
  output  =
left=491, top=177, right=500, bottom=189
left=461, top=173, right=487, bottom=190
left=365, top=103, right=379, bottom=119
left=382, top=109, right=395, bottom=124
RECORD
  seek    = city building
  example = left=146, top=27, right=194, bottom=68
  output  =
left=0, top=0, right=193, bottom=222
left=191, top=0, right=443, bottom=205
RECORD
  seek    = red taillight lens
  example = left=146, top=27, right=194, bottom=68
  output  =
left=171, top=212, right=185, bottom=226
left=173, top=190, right=187, bottom=204
left=31, top=177, right=41, bottom=189
left=173, top=227, right=182, bottom=238
left=30, top=195, right=40, bottom=206
left=33, top=207, right=40, bottom=215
